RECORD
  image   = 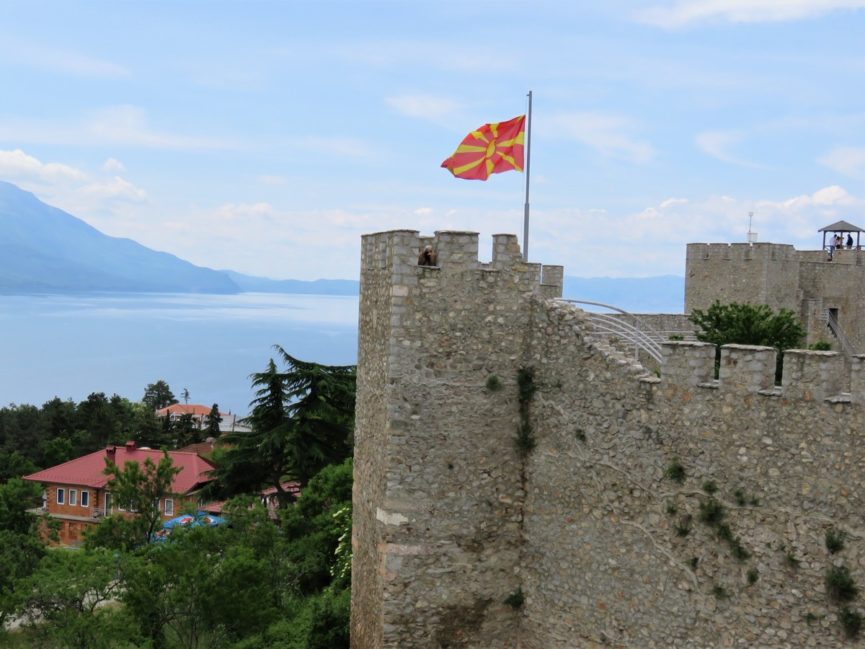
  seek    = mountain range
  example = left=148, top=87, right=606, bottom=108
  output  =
left=0, top=180, right=683, bottom=311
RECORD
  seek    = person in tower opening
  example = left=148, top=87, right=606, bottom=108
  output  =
left=847, top=233, right=854, bottom=249
left=418, top=245, right=437, bottom=266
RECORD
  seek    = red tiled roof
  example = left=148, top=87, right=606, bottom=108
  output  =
left=155, top=404, right=225, bottom=417
left=23, top=443, right=216, bottom=494
left=261, top=481, right=301, bottom=497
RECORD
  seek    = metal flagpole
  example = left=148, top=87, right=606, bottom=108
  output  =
left=523, top=90, right=532, bottom=260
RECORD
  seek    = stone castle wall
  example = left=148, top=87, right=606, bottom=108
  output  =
left=351, top=230, right=563, bottom=648
left=685, top=242, right=865, bottom=351
left=353, top=231, right=865, bottom=648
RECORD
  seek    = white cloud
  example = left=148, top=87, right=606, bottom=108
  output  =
left=0, top=149, right=87, bottom=182
left=0, top=106, right=237, bottom=151
left=637, top=0, right=865, bottom=28
left=102, top=158, right=127, bottom=174
left=818, top=146, right=865, bottom=178
left=386, top=95, right=460, bottom=121
left=695, top=130, right=766, bottom=168
left=545, top=113, right=654, bottom=164
left=3, top=43, right=129, bottom=78
left=0, top=148, right=148, bottom=229
left=79, top=177, right=147, bottom=203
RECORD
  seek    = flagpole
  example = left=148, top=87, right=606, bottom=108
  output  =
left=523, top=90, right=532, bottom=260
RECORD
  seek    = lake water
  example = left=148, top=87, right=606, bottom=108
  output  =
left=0, top=293, right=359, bottom=416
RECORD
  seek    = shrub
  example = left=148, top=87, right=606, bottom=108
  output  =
left=826, top=529, right=846, bottom=555
left=485, top=375, right=503, bottom=392
left=840, top=607, right=862, bottom=639
left=826, top=565, right=859, bottom=603
left=665, top=458, right=686, bottom=484
left=698, top=499, right=725, bottom=526
left=674, top=515, right=692, bottom=538
left=702, top=480, right=718, bottom=495
left=504, top=587, right=524, bottom=609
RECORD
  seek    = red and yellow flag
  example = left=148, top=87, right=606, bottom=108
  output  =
left=441, top=114, right=525, bottom=181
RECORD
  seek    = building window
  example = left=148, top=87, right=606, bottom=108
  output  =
left=80, top=491, right=89, bottom=508
left=56, top=488, right=65, bottom=505
left=69, top=489, right=77, bottom=506
left=105, top=493, right=113, bottom=513
left=164, top=498, right=174, bottom=516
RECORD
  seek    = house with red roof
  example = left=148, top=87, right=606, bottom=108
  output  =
left=155, top=403, right=249, bottom=433
left=23, top=441, right=216, bottom=546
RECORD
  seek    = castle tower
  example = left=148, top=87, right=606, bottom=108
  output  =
left=350, top=230, right=562, bottom=648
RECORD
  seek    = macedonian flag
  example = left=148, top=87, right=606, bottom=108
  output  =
left=441, top=114, right=525, bottom=181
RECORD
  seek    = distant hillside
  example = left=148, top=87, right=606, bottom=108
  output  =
left=0, top=181, right=685, bottom=306
left=222, top=271, right=358, bottom=295
left=0, top=181, right=239, bottom=294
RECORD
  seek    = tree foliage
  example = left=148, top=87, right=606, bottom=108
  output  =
left=205, top=403, right=222, bottom=437
left=12, top=549, right=133, bottom=649
left=211, top=348, right=355, bottom=499
left=689, top=301, right=806, bottom=381
left=100, top=452, right=181, bottom=548
left=142, top=380, right=178, bottom=410
left=689, top=301, right=805, bottom=350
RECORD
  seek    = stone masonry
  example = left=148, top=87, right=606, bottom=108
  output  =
left=686, top=242, right=865, bottom=352
left=352, top=230, right=865, bottom=648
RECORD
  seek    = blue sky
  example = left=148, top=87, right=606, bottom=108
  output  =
left=1, top=0, right=864, bottom=280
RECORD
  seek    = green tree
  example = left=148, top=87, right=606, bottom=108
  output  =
left=13, top=549, right=133, bottom=649
left=0, top=450, right=37, bottom=482
left=0, top=529, right=45, bottom=629
left=0, top=480, right=45, bottom=629
left=689, top=301, right=806, bottom=381
left=101, top=452, right=181, bottom=547
left=281, top=458, right=353, bottom=595
left=172, top=413, right=201, bottom=448
left=142, top=380, right=178, bottom=410
left=213, top=349, right=355, bottom=500
left=205, top=403, right=222, bottom=438
left=122, top=526, right=278, bottom=649
left=0, top=478, right=42, bottom=535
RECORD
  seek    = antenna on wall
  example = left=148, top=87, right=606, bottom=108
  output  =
left=747, top=211, right=758, bottom=244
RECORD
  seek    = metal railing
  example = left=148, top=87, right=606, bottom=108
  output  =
left=557, top=299, right=665, bottom=364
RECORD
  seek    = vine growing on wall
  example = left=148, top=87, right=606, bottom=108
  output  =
left=515, top=367, right=536, bottom=456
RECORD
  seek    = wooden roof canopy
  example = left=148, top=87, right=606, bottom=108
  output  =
left=819, top=220, right=864, bottom=252
left=819, top=220, right=864, bottom=233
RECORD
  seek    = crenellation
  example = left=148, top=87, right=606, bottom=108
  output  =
left=718, top=344, right=776, bottom=393
left=850, top=354, right=865, bottom=404
left=491, top=233, right=522, bottom=268
left=660, top=340, right=716, bottom=388
left=781, top=349, right=845, bottom=401
left=431, top=230, right=479, bottom=272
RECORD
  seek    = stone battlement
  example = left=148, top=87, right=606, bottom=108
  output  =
left=360, top=229, right=563, bottom=297
left=686, top=242, right=797, bottom=263
left=660, top=341, right=859, bottom=401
